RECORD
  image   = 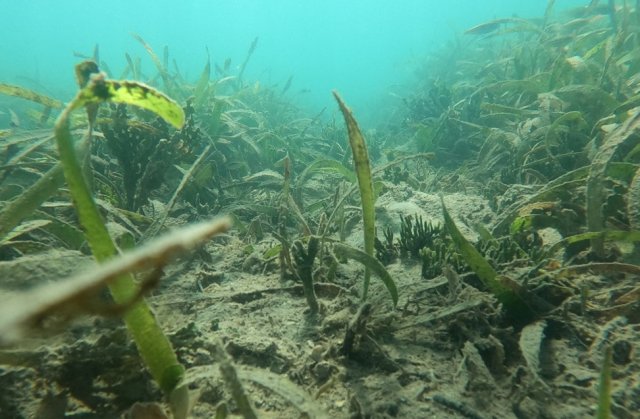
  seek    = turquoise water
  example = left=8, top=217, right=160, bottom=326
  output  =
left=1, top=0, right=589, bottom=124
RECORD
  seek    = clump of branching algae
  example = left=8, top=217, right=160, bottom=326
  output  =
left=2, top=2, right=640, bottom=415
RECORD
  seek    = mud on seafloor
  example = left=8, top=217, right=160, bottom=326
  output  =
left=1, top=190, right=639, bottom=418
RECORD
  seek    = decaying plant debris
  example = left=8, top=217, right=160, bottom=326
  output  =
left=0, top=217, right=231, bottom=346
left=1, top=2, right=640, bottom=418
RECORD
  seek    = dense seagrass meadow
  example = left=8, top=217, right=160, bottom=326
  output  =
left=0, top=1, right=639, bottom=417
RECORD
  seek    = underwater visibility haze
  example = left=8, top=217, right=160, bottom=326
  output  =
left=2, top=0, right=588, bottom=123
left=1, top=0, right=640, bottom=417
